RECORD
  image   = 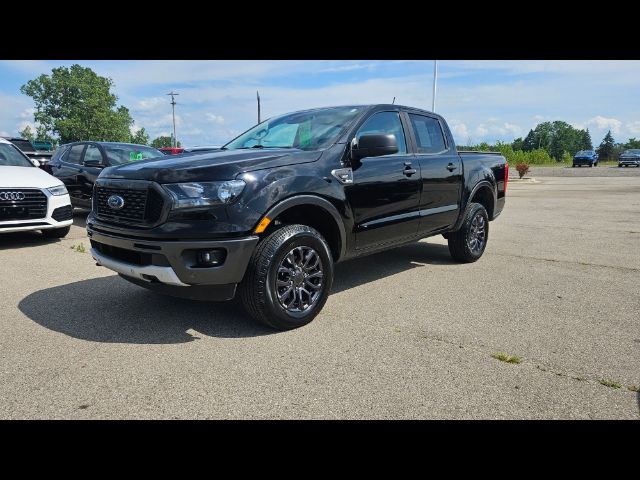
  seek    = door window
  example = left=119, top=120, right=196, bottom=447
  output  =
left=408, top=114, right=447, bottom=154
left=66, top=144, right=85, bottom=164
left=356, top=111, right=407, bottom=155
left=84, top=144, right=103, bottom=164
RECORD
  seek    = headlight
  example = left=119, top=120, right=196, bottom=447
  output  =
left=163, top=180, right=246, bottom=209
left=47, top=185, right=68, bottom=196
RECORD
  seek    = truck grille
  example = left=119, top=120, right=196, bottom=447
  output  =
left=93, top=183, right=165, bottom=226
left=0, top=189, right=48, bottom=221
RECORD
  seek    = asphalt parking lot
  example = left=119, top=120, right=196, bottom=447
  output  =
left=1, top=172, right=638, bottom=419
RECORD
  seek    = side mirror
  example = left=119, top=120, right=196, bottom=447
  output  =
left=351, top=134, right=399, bottom=161
left=83, top=159, right=106, bottom=168
left=30, top=159, right=41, bottom=167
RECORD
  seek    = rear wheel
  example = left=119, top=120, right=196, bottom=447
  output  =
left=239, top=224, right=333, bottom=330
left=572, top=164, right=576, bottom=168
left=447, top=203, right=489, bottom=263
left=42, top=226, right=70, bottom=238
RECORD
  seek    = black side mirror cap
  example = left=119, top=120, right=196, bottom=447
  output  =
left=352, top=134, right=399, bottom=161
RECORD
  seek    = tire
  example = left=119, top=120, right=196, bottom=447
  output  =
left=447, top=203, right=489, bottom=263
left=618, top=164, right=622, bottom=168
left=589, top=163, right=593, bottom=167
left=239, top=224, right=333, bottom=330
left=41, top=226, right=71, bottom=238
left=572, top=164, right=576, bottom=168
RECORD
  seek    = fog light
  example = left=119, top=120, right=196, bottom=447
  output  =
left=196, top=249, right=226, bottom=267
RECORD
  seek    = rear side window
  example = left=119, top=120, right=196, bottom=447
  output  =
left=67, top=144, right=85, bottom=164
left=408, top=114, right=447, bottom=154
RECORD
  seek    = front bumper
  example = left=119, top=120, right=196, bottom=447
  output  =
left=573, top=158, right=595, bottom=165
left=87, top=226, right=259, bottom=287
left=0, top=192, right=73, bottom=234
left=619, top=159, right=640, bottom=166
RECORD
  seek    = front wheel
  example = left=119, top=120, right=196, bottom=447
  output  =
left=239, top=224, right=334, bottom=330
left=447, top=203, right=489, bottom=263
left=42, top=226, right=71, bottom=238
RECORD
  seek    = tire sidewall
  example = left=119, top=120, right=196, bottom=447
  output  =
left=263, top=227, right=333, bottom=328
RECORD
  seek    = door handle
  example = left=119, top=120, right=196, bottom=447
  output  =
left=403, top=168, right=417, bottom=176
left=446, top=163, right=458, bottom=172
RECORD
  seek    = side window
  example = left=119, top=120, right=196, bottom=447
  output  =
left=356, top=111, right=407, bottom=155
left=67, top=144, right=85, bottom=164
left=84, top=145, right=104, bottom=164
left=408, top=114, right=447, bottom=154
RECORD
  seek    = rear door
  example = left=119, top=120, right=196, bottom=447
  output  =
left=77, top=143, right=106, bottom=207
left=55, top=143, right=86, bottom=201
left=345, top=110, right=422, bottom=250
left=406, top=113, right=462, bottom=233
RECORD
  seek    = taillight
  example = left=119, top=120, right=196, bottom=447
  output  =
left=504, top=163, right=509, bottom=194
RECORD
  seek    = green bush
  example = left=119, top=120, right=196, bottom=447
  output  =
left=462, top=142, right=556, bottom=166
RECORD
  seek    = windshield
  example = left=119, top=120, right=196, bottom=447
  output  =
left=623, top=149, right=640, bottom=155
left=223, top=106, right=364, bottom=151
left=576, top=150, right=594, bottom=156
left=0, top=143, right=34, bottom=167
left=103, top=144, right=164, bottom=165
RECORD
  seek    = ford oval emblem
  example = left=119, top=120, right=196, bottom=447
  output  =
left=107, top=195, right=125, bottom=210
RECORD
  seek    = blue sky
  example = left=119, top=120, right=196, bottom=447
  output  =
left=1, top=60, right=639, bottom=147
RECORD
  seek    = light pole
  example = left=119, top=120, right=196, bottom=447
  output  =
left=167, top=91, right=179, bottom=147
left=257, top=90, right=261, bottom=124
left=431, top=60, right=438, bottom=112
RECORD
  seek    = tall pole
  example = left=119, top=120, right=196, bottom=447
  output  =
left=431, top=60, right=438, bottom=112
left=257, top=90, right=261, bottom=124
left=167, top=91, right=179, bottom=147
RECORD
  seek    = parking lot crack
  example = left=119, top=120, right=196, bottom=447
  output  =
left=488, top=252, right=640, bottom=272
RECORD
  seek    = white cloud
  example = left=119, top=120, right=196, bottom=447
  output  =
left=625, top=121, right=640, bottom=136
left=585, top=116, right=622, bottom=134
left=205, top=113, right=225, bottom=124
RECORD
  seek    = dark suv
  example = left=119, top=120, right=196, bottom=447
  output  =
left=49, top=142, right=164, bottom=208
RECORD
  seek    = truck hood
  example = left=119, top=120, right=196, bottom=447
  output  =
left=0, top=165, right=62, bottom=189
left=100, top=148, right=323, bottom=183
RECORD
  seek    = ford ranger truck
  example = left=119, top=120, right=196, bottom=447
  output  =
left=87, top=105, right=508, bottom=330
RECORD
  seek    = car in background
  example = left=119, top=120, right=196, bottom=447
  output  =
left=2, top=137, right=53, bottom=171
left=49, top=142, right=164, bottom=208
left=0, top=137, right=72, bottom=237
left=183, top=145, right=222, bottom=153
left=618, top=149, right=640, bottom=167
left=32, top=140, right=54, bottom=151
left=159, top=147, right=184, bottom=155
left=572, top=150, right=598, bottom=167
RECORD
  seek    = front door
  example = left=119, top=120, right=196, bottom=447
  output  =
left=406, top=113, right=462, bottom=234
left=77, top=143, right=106, bottom=207
left=345, top=111, right=422, bottom=250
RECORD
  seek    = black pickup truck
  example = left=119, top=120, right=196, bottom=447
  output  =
left=87, top=105, right=508, bottom=330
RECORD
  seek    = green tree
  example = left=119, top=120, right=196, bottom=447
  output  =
left=19, top=125, right=35, bottom=141
left=511, top=137, right=524, bottom=151
left=597, top=130, right=616, bottom=160
left=522, top=121, right=589, bottom=160
left=20, top=64, right=133, bottom=144
left=624, top=138, right=640, bottom=149
left=151, top=135, right=181, bottom=148
left=581, top=129, right=593, bottom=150
left=130, top=127, right=150, bottom=145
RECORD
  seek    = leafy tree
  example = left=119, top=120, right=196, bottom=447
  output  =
left=130, top=127, right=150, bottom=145
left=20, top=64, right=133, bottom=144
left=19, top=125, right=35, bottom=141
left=522, top=121, right=590, bottom=160
left=625, top=138, right=640, bottom=149
left=151, top=135, right=181, bottom=148
left=597, top=130, right=615, bottom=160
left=35, top=125, right=56, bottom=146
left=511, top=137, right=524, bottom=151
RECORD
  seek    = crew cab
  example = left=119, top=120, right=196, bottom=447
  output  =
left=49, top=142, right=164, bottom=209
left=0, top=137, right=72, bottom=237
left=86, top=105, right=507, bottom=330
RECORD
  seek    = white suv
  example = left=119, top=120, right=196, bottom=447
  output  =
left=0, top=137, right=73, bottom=237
